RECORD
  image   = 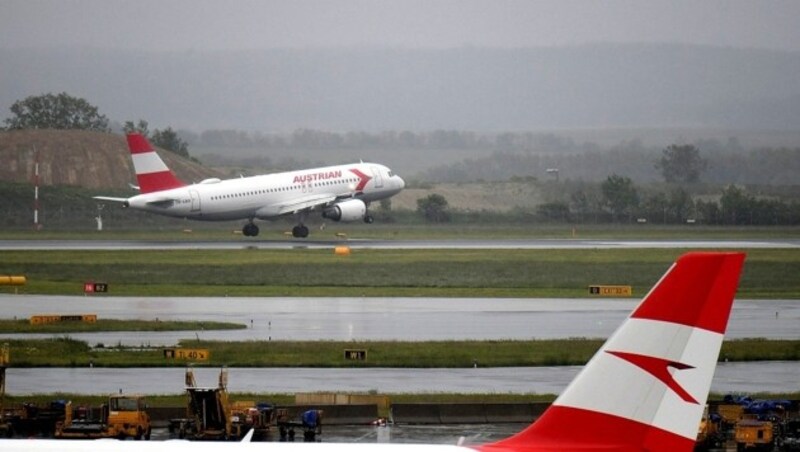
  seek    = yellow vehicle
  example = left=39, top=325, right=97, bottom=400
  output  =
left=56, top=395, right=151, bottom=440
left=695, top=406, right=724, bottom=451
left=735, top=417, right=775, bottom=452
left=718, top=403, right=745, bottom=427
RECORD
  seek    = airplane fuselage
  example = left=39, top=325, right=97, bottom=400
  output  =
left=125, top=163, right=404, bottom=222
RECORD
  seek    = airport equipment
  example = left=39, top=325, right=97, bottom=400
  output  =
left=55, top=395, right=151, bottom=440
left=277, top=408, right=323, bottom=442
left=735, top=417, right=775, bottom=451
left=4, top=401, right=67, bottom=438
left=171, top=367, right=272, bottom=440
left=779, top=418, right=800, bottom=451
left=695, top=406, right=725, bottom=451
left=0, top=344, right=8, bottom=437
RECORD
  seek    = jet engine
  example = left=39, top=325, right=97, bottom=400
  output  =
left=322, top=199, right=367, bottom=222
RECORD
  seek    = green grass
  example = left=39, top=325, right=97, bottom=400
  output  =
left=1, top=248, right=798, bottom=298
left=0, top=319, right=245, bottom=334
left=3, top=338, right=797, bottom=368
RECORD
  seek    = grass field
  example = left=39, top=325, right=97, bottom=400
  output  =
left=0, top=319, right=245, bottom=333
left=1, top=247, right=798, bottom=298
left=4, top=337, right=798, bottom=368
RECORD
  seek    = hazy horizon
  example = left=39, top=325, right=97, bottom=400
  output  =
left=3, top=2, right=800, bottom=133
left=3, top=1, right=800, bottom=52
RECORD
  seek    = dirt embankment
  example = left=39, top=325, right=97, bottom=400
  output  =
left=0, top=129, right=224, bottom=190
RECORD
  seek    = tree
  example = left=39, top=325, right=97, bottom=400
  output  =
left=668, top=188, right=694, bottom=223
left=695, top=199, right=721, bottom=225
left=123, top=119, right=150, bottom=136
left=416, top=194, right=450, bottom=223
left=536, top=202, right=571, bottom=223
left=151, top=127, right=190, bottom=158
left=4, top=92, right=110, bottom=131
left=655, top=144, right=708, bottom=183
left=720, top=185, right=752, bottom=225
left=601, top=174, right=639, bottom=222
left=641, top=192, right=669, bottom=224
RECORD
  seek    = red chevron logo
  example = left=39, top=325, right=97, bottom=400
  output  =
left=349, top=168, right=372, bottom=192
left=606, top=350, right=699, bottom=404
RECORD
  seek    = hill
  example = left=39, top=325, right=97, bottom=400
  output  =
left=0, top=130, right=224, bottom=189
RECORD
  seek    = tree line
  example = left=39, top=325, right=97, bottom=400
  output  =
left=2, top=93, right=190, bottom=158
left=4, top=92, right=800, bottom=227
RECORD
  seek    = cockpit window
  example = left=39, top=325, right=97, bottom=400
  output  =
left=388, top=171, right=394, bottom=177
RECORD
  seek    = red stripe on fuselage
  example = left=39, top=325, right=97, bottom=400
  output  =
left=474, top=406, right=695, bottom=452
left=136, top=171, right=186, bottom=194
left=349, top=168, right=372, bottom=192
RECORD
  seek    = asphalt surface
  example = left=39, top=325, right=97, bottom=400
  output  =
left=1, top=238, right=799, bottom=250
left=6, top=361, right=798, bottom=395
left=1, top=296, right=798, bottom=344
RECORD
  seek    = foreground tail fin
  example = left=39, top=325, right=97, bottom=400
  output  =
left=478, top=252, right=745, bottom=452
left=126, top=133, right=186, bottom=193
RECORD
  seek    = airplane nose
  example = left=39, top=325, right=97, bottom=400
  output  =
left=396, top=175, right=405, bottom=190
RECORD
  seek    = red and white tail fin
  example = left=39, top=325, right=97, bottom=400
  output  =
left=126, top=133, right=186, bottom=194
left=477, top=252, right=745, bottom=452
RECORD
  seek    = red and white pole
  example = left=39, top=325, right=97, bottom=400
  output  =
left=33, top=146, right=40, bottom=230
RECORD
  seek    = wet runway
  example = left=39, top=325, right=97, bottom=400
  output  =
left=2, top=294, right=797, bottom=395
left=1, top=238, right=799, bottom=250
left=6, top=361, right=798, bottom=395
left=0, top=295, right=797, bottom=345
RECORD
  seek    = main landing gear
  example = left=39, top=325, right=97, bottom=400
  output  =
left=242, top=222, right=259, bottom=237
left=291, top=225, right=309, bottom=238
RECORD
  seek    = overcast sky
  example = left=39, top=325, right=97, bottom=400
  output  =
left=2, top=0, right=800, bottom=52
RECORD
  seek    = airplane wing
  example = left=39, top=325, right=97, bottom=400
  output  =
left=272, top=193, right=338, bottom=216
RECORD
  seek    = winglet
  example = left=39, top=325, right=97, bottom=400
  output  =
left=476, top=252, right=745, bottom=452
left=125, top=133, right=186, bottom=194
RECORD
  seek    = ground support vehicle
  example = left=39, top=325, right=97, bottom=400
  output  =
left=5, top=401, right=66, bottom=438
left=695, top=406, right=725, bottom=451
left=170, top=368, right=275, bottom=441
left=55, top=395, right=151, bottom=440
left=735, top=417, right=775, bottom=452
left=277, top=408, right=323, bottom=442
left=779, top=418, right=800, bottom=451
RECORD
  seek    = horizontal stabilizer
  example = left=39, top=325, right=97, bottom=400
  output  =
left=92, top=196, right=128, bottom=203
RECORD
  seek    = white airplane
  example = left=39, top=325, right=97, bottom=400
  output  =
left=94, top=133, right=405, bottom=238
left=0, top=251, right=745, bottom=452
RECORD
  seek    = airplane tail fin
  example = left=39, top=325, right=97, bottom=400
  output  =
left=477, top=252, right=745, bottom=452
left=125, top=133, right=186, bottom=194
